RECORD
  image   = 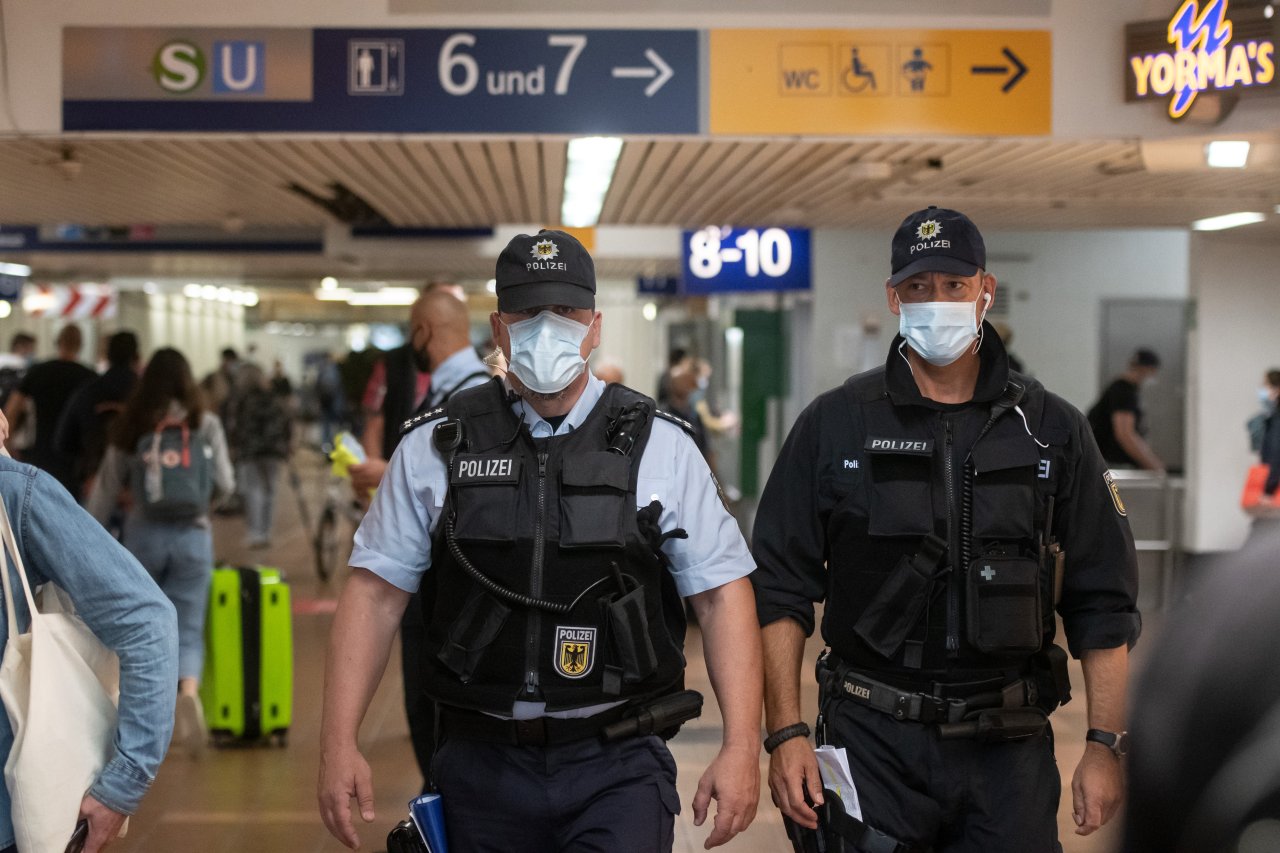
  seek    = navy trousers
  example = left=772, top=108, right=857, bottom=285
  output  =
left=432, top=733, right=680, bottom=853
left=824, top=696, right=1063, bottom=853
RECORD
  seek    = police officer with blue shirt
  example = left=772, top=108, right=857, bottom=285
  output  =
left=319, top=230, right=763, bottom=852
left=752, top=208, right=1141, bottom=852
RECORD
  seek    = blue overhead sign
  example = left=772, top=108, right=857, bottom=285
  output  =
left=63, top=27, right=699, bottom=134
left=681, top=227, right=812, bottom=295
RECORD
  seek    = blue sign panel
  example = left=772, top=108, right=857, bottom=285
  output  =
left=0, top=275, right=24, bottom=302
left=637, top=275, right=680, bottom=297
left=63, top=27, right=699, bottom=134
left=681, top=227, right=811, bottom=295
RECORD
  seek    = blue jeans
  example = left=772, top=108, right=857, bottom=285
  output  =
left=123, top=518, right=213, bottom=680
left=239, top=457, right=282, bottom=543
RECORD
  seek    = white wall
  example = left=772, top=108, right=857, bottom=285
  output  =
left=1185, top=233, right=1280, bottom=553
left=806, top=227, right=1190, bottom=411
left=593, top=278, right=664, bottom=398
left=983, top=229, right=1189, bottom=411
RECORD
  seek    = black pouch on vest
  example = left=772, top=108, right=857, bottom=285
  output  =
left=605, top=586, right=658, bottom=683
left=853, top=534, right=946, bottom=659
left=965, top=552, right=1043, bottom=654
left=437, top=591, right=511, bottom=683
left=560, top=451, right=631, bottom=549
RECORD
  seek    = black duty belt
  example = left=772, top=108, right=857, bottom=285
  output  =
left=825, top=665, right=1036, bottom=726
left=438, top=705, right=629, bottom=747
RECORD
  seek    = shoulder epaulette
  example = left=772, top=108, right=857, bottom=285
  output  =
left=654, top=409, right=695, bottom=436
left=399, top=406, right=448, bottom=436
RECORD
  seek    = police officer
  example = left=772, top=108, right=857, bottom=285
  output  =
left=751, top=207, right=1140, bottom=851
left=318, top=230, right=762, bottom=852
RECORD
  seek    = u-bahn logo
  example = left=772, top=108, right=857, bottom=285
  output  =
left=1127, top=0, right=1276, bottom=119
left=553, top=626, right=596, bottom=679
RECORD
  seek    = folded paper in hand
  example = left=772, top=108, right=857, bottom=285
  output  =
left=815, top=745, right=863, bottom=821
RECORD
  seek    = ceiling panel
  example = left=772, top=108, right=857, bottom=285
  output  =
left=0, top=133, right=1277, bottom=283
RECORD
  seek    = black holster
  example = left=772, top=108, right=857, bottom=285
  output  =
left=387, top=819, right=428, bottom=853
left=783, top=789, right=923, bottom=853
left=600, top=689, right=703, bottom=741
left=1030, top=644, right=1073, bottom=713
left=937, top=707, right=1048, bottom=743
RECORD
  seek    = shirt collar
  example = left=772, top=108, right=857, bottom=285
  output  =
left=885, top=320, right=1011, bottom=408
left=508, top=371, right=604, bottom=438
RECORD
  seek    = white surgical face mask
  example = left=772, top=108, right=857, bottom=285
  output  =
left=504, top=310, right=591, bottom=394
left=897, top=294, right=989, bottom=367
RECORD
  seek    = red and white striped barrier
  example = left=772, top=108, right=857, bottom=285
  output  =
left=23, top=284, right=117, bottom=319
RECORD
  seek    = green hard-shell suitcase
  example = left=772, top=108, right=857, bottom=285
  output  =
left=200, top=565, right=293, bottom=746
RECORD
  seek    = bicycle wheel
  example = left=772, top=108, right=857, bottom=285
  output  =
left=314, top=505, right=339, bottom=583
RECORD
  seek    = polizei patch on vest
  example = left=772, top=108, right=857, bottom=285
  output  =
left=450, top=455, right=521, bottom=485
left=553, top=626, right=596, bottom=679
left=865, top=437, right=934, bottom=455
left=1103, top=470, right=1127, bottom=517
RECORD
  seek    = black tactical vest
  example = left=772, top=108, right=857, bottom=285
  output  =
left=419, top=380, right=687, bottom=714
left=825, top=369, right=1072, bottom=681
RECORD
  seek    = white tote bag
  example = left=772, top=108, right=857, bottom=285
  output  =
left=0, top=496, right=121, bottom=853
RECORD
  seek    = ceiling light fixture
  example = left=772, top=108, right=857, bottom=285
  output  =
left=1191, top=211, right=1267, bottom=231
left=561, top=137, right=623, bottom=228
left=1205, top=140, right=1250, bottom=168
left=346, top=287, right=420, bottom=306
left=0, top=262, right=31, bottom=277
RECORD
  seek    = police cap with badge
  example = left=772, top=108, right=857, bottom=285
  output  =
left=494, top=228, right=596, bottom=312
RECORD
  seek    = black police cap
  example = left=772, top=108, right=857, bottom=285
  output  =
left=889, top=206, right=987, bottom=285
left=494, top=229, right=596, bottom=313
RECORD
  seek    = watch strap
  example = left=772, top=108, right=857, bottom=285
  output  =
left=1086, top=727, right=1127, bottom=756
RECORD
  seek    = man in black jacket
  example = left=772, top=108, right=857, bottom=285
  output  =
left=752, top=207, right=1141, bottom=852
left=55, top=331, right=140, bottom=501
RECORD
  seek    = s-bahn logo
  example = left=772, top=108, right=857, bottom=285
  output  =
left=553, top=626, right=596, bottom=679
left=1126, top=0, right=1276, bottom=119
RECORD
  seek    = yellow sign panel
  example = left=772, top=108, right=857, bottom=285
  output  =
left=711, top=29, right=1051, bottom=136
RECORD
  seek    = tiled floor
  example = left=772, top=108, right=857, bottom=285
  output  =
left=109, top=457, right=1133, bottom=852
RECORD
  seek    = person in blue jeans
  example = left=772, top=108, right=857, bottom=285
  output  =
left=87, top=348, right=235, bottom=756
left=0, top=411, right=179, bottom=853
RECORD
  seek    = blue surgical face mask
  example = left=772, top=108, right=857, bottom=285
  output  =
left=504, top=310, right=591, bottom=394
left=897, top=293, right=990, bottom=367
left=1260, top=387, right=1277, bottom=412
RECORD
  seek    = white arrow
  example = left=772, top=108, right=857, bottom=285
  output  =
left=611, top=48, right=673, bottom=97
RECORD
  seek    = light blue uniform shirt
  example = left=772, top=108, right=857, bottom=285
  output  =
left=352, top=373, right=755, bottom=600
left=422, top=346, right=490, bottom=411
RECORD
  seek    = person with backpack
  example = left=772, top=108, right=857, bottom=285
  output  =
left=226, top=362, right=293, bottom=549
left=86, top=348, right=235, bottom=754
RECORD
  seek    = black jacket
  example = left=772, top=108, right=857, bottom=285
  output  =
left=751, top=326, right=1140, bottom=679
left=1262, top=409, right=1280, bottom=495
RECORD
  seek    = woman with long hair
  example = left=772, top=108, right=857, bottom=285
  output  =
left=87, top=347, right=234, bottom=754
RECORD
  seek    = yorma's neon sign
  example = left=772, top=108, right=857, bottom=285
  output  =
left=1127, top=0, right=1275, bottom=118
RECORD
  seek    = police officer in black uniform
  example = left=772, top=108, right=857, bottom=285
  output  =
left=319, top=230, right=762, bottom=852
left=751, top=207, right=1141, bottom=852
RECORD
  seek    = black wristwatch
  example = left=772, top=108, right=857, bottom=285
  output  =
left=1086, top=728, right=1129, bottom=758
left=764, top=722, right=811, bottom=754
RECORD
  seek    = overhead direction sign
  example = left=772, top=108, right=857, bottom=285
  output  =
left=709, top=28, right=1051, bottom=136
left=682, top=227, right=811, bottom=295
left=63, top=27, right=699, bottom=134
